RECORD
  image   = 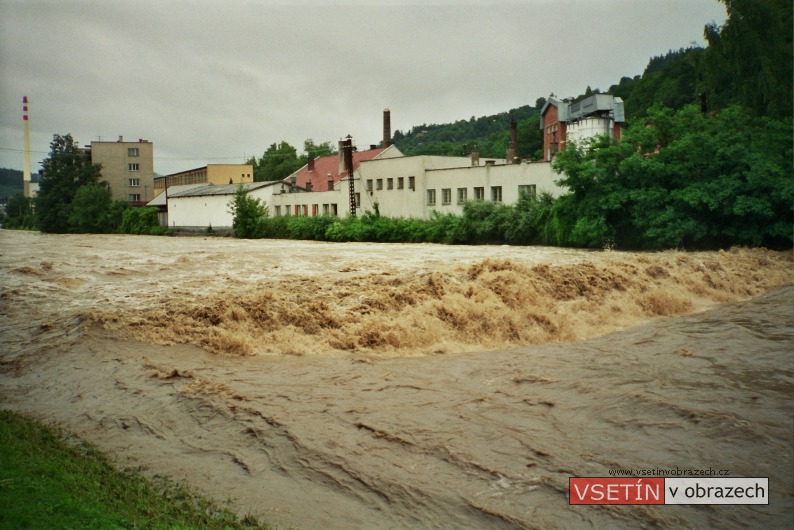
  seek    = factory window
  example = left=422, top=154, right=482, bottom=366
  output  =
left=409, top=176, right=415, bottom=190
left=441, top=188, right=451, bottom=205
left=518, top=184, right=536, bottom=197
left=128, top=148, right=139, bottom=157
left=128, top=194, right=141, bottom=202
left=128, top=163, right=140, bottom=172
left=376, top=179, right=383, bottom=190
left=427, top=189, right=436, bottom=205
left=128, top=178, right=140, bottom=187
left=387, top=178, right=394, bottom=190
left=398, top=177, right=404, bottom=189
left=457, top=188, right=467, bottom=204
left=366, top=179, right=373, bottom=192
left=474, top=187, right=485, bottom=200
left=491, top=186, right=502, bottom=203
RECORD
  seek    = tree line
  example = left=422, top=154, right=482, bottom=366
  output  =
left=2, top=134, right=165, bottom=235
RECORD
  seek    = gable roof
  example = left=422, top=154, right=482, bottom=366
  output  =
left=286, top=144, right=401, bottom=191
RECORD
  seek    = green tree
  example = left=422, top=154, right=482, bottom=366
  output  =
left=118, top=207, right=167, bottom=235
left=552, top=104, right=793, bottom=249
left=68, top=182, right=112, bottom=233
left=247, top=141, right=301, bottom=182
left=3, top=192, right=35, bottom=229
left=36, top=134, right=102, bottom=233
left=702, top=0, right=793, bottom=117
left=228, top=185, right=268, bottom=238
left=301, top=139, right=335, bottom=161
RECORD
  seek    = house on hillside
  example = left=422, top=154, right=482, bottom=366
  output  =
left=540, top=94, right=625, bottom=161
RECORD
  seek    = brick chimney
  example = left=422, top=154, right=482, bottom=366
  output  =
left=507, top=121, right=518, bottom=164
left=470, top=144, right=480, bottom=166
left=308, top=156, right=315, bottom=172
left=383, top=108, right=392, bottom=147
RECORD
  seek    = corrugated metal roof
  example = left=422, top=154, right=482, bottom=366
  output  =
left=147, top=181, right=279, bottom=206
left=169, top=181, right=278, bottom=198
left=147, top=183, right=208, bottom=206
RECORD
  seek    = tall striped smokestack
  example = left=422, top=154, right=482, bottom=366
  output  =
left=22, top=96, right=31, bottom=197
left=383, top=108, right=391, bottom=147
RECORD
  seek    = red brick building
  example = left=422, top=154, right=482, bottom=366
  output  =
left=540, top=94, right=625, bottom=161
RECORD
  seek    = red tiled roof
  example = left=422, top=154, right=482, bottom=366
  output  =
left=286, top=147, right=388, bottom=191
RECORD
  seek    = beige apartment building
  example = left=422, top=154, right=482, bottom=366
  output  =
left=154, top=164, right=254, bottom=196
left=88, top=137, right=155, bottom=205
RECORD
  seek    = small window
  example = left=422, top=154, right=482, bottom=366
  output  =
left=331, top=204, right=338, bottom=216
left=323, top=204, right=329, bottom=215
left=387, top=178, right=393, bottom=190
left=128, top=178, right=140, bottom=187
left=518, top=184, right=537, bottom=198
left=301, top=205, right=307, bottom=216
left=285, top=206, right=291, bottom=216
left=128, top=194, right=141, bottom=202
left=355, top=193, right=361, bottom=207
left=457, top=187, right=467, bottom=204
left=275, top=206, right=281, bottom=216
left=491, top=186, right=502, bottom=203
left=128, top=163, right=140, bottom=171
left=409, top=176, right=415, bottom=190
left=128, top=148, right=139, bottom=157
left=474, top=186, right=485, bottom=200
left=427, top=189, right=436, bottom=205
left=376, top=179, right=383, bottom=190
left=327, top=180, right=334, bottom=190
left=441, top=188, right=451, bottom=205
left=398, top=177, right=404, bottom=189
left=366, top=179, right=373, bottom=192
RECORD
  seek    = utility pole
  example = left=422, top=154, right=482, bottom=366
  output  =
left=343, top=135, right=356, bottom=217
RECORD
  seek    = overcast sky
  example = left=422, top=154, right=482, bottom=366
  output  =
left=1, top=0, right=726, bottom=175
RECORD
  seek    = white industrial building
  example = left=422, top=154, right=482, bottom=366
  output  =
left=152, top=98, right=623, bottom=230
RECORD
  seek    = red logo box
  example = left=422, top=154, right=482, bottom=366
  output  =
left=570, top=477, right=665, bottom=505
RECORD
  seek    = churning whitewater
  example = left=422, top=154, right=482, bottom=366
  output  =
left=1, top=230, right=792, bottom=529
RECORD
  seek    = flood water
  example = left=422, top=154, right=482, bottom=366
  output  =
left=1, top=231, right=792, bottom=529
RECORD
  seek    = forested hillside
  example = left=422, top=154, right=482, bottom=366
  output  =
left=0, top=168, right=24, bottom=201
left=394, top=0, right=791, bottom=158
left=392, top=101, right=545, bottom=160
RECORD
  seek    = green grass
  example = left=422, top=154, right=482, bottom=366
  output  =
left=0, top=409, right=268, bottom=529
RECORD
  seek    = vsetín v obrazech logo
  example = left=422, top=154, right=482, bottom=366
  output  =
left=569, top=477, right=769, bottom=505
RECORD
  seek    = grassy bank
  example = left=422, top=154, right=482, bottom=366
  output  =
left=0, top=409, right=267, bottom=529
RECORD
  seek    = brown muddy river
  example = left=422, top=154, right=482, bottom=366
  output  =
left=1, top=230, right=792, bottom=529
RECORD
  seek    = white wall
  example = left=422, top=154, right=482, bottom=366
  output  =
left=167, top=183, right=278, bottom=229
left=566, top=117, right=614, bottom=145
left=268, top=156, right=563, bottom=220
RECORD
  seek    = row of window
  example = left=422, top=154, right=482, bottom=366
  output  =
left=427, top=185, right=536, bottom=206
left=274, top=204, right=340, bottom=217
left=366, top=176, right=416, bottom=192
